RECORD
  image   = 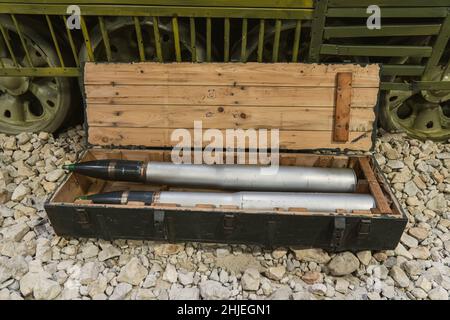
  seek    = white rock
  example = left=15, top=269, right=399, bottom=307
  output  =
left=143, top=273, right=159, bottom=288
left=98, top=245, right=121, bottom=261
left=426, top=194, right=447, bottom=213
left=82, top=244, right=99, bottom=259
left=1, top=223, right=30, bottom=241
left=178, top=271, right=194, bottom=286
left=291, top=248, right=331, bottom=264
left=199, top=280, right=231, bottom=300
left=241, top=268, right=261, bottom=291
left=356, top=251, right=372, bottom=266
left=33, top=278, right=61, bottom=300
left=36, top=238, right=52, bottom=262
left=168, top=286, right=200, bottom=300
left=389, top=266, right=409, bottom=288
left=394, top=243, right=413, bottom=260
left=88, top=275, right=108, bottom=298
left=381, top=285, right=395, bottom=299
left=79, top=262, right=100, bottom=285
left=162, top=264, right=178, bottom=283
left=404, top=181, right=419, bottom=196
left=45, top=169, right=65, bottom=182
left=269, top=286, right=292, bottom=300
left=310, top=283, right=327, bottom=296
left=328, top=252, right=360, bottom=276
left=411, top=288, right=428, bottom=299
left=400, top=233, right=419, bottom=248
left=11, top=184, right=30, bottom=201
left=135, top=289, right=156, bottom=300
left=428, top=287, right=448, bottom=300
left=265, top=265, right=286, bottom=281
left=109, top=283, right=132, bottom=300
left=335, top=278, right=349, bottom=294
left=117, top=257, right=147, bottom=286
left=16, top=133, right=31, bottom=145
left=153, top=243, right=184, bottom=256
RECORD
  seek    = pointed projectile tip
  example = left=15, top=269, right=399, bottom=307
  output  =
left=63, top=164, right=75, bottom=171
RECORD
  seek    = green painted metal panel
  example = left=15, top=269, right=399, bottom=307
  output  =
left=0, top=24, right=18, bottom=66
left=309, top=0, right=328, bottom=62
left=189, top=17, right=196, bottom=62
left=272, top=19, right=281, bottom=63
left=98, top=16, right=112, bottom=62
left=291, top=20, right=301, bottom=62
left=61, top=15, right=80, bottom=67
left=328, top=0, right=450, bottom=7
left=381, top=81, right=450, bottom=91
left=152, top=16, right=163, bottom=62
left=45, top=14, right=65, bottom=67
left=206, top=17, right=211, bottom=62
left=172, top=16, right=181, bottom=62
left=381, top=65, right=425, bottom=76
left=423, top=13, right=450, bottom=79
left=80, top=16, right=95, bottom=61
left=0, top=4, right=314, bottom=19
left=320, top=44, right=433, bottom=57
left=11, top=14, right=33, bottom=67
left=0, top=67, right=80, bottom=77
left=134, top=16, right=146, bottom=62
left=240, top=18, right=248, bottom=62
left=327, top=7, right=448, bottom=18
left=224, top=18, right=230, bottom=62
left=0, top=0, right=315, bottom=9
left=257, top=19, right=265, bottom=63
left=324, top=24, right=442, bottom=39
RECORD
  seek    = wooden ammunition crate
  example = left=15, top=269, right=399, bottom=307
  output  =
left=45, top=62, right=407, bottom=251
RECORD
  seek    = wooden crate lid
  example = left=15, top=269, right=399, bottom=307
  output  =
left=84, top=62, right=380, bottom=151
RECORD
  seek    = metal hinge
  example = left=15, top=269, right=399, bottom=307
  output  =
left=330, top=216, right=346, bottom=250
left=357, top=219, right=372, bottom=241
left=153, top=210, right=166, bottom=239
left=223, top=214, right=236, bottom=237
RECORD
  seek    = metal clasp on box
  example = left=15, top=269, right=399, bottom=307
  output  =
left=75, top=208, right=90, bottom=225
left=357, top=219, right=372, bottom=241
left=153, top=210, right=166, bottom=239
left=223, top=214, right=236, bottom=237
left=330, top=216, right=346, bottom=250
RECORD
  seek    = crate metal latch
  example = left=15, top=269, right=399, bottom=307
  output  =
left=75, top=208, right=90, bottom=226
left=357, top=219, right=372, bottom=241
left=153, top=210, right=166, bottom=239
left=330, top=216, right=346, bottom=250
left=223, top=214, right=236, bottom=237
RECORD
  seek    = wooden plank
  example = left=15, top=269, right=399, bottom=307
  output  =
left=358, top=158, right=392, bottom=214
left=86, top=86, right=378, bottom=108
left=86, top=105, right=375, bottom=131
left=88, top=127, right=374, bottom=150
left=334, top=72, right=352, bottom=142
left=84, top=63, right=380, bottom=88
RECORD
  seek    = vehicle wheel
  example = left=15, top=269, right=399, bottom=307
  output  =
left=380, top=63, right=450, bottom=140
left=0, top=16, right=72, bottom=134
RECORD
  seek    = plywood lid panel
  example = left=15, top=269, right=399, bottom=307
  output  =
left=84, top=62, right=380, bottom=151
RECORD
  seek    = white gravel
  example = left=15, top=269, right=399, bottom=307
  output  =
left=0, top=128, right=449, bottom=300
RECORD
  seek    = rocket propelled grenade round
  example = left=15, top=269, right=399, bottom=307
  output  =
left=77, top=191, right=376, bottom=212
left=63, top=160, right=358, bottom=192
